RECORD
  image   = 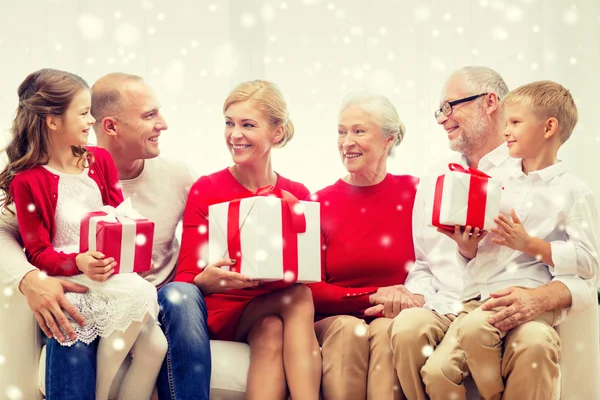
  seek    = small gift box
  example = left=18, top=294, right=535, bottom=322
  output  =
left=208, top=186, right=321, bottom=283
left=80, top=198, right=154, bottom=274
left=431, top=163, right=502, bottom=231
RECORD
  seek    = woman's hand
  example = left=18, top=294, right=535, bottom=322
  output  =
left=193, top=258, right=262, bottom=294
left=75, top=251, right=116, bottom=282
left=364, top=285, right=424, bottom=319
left=437, top=225, right=487, bottom=260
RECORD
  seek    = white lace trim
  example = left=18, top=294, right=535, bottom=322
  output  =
left=60, top=274, right=159, bottom=347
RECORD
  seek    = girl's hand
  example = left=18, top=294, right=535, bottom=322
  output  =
left=491, top=209, right=531, bottom=252
left=437, top=225, right=487, bottom=260
left=75, top=251, right=116, bottom=282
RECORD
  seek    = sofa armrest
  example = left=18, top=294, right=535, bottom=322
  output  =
left=0, top=287, right=43, bottom=400
left=557, top=288, right=600, bottom=400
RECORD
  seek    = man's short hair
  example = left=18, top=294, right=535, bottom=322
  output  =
left=454, top=66, right=510, bottom=99
left=502, top=80, right=578, bottom=143
left=91, top=73, right=143, bottom=133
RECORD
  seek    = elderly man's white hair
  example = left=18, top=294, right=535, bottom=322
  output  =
left=340, top=92, right=406, bottom=156
left=451, top=66, right=509, bottom=99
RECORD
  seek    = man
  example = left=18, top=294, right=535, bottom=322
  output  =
left=387, top=66, right=596, bottom=400
left=0, top=73, right=212, bottom=400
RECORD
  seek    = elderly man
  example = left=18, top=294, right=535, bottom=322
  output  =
left=0, top=73, right=213, bottom=400
left=388, top=66, right=596, bottom=400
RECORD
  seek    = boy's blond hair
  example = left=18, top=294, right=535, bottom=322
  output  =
left=501, top=80, right=578, bottom=143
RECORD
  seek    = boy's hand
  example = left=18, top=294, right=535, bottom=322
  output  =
left=75, top=251, right=116, bottom=282
left=437, top=225, right=487, bottom=260
left=491, top=209, right=531, bottom=252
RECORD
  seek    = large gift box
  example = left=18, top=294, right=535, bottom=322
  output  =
left=208, top=187, right=321, bottom=283
left=80, top=199, right=154, bottom=274
left=431, top=163, right=502, bottom=231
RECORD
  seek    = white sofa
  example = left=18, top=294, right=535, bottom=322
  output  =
left=1, top=288, right=599, bottom=400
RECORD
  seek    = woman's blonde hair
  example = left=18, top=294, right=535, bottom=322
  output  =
left=223, top=80, right=294, bottom=148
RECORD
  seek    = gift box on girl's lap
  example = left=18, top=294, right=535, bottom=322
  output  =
left=80, top=199, right=155, bottom=274
left=431, top=163, right=502, bottom=231
left=208, top=191, right=321, bottom=283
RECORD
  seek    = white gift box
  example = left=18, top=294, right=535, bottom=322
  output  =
left=431, top=169, right=502, bottom=231
left=208, top=196, right=321, bottom=283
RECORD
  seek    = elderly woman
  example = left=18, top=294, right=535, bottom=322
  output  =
left=308, top=93, right=422, bottom=400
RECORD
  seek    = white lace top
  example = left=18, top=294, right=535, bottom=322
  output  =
left=44, top=166, right=104, bottom=253
left=43, top=166, right=159, bottom=346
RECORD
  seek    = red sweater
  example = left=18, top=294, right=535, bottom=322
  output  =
left=174, top=167, right=309, bottom=340
left=307, top=174, right=419, bottom=320
left=9, top=147, right=123, bottom=276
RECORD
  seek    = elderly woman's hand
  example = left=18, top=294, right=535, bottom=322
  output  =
left=193, top=258, right=262, bottom=294
left=364, top=285, right=424, bottom=319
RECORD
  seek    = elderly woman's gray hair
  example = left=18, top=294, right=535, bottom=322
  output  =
left=340, top=92, right=406, bottom=156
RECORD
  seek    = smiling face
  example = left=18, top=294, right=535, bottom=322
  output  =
left=502, top=103, right=547, bottom=159
left=55, top=89, right=95, bottom=146
left=337, top=106, right=392, bottom=175
left=116, top=80, right=167, bottom=159
left=437, top=75, right=490, bottom=155
left=224, top=100, right=283, bottom=166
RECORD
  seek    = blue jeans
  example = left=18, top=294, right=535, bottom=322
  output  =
left=157, top=282, right=211, bottom=400
left=46, top=338, right=98, bottom=400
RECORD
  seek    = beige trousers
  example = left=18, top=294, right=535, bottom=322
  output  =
left=315, top=315, right=402, bottom=400
left=388, top=307, right=461, bottom=400
left=389, top=301, right=561, bottom=400
left=455, top=300, right=560, bottom=400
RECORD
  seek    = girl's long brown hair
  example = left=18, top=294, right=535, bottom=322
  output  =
left=0, top=68, right=92, bottom=213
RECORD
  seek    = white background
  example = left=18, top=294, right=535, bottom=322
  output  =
left=0, top=0, right=599, bottom=209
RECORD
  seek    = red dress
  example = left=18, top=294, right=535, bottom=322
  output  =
left=307, top=174, right=419, bottom=321
left=174, top=168, right=310, bottom=340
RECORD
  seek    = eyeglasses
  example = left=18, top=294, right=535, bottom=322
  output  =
left=434, top=93, right=489, bottom=119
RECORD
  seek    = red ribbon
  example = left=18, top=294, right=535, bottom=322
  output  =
left=226, top=185, right=306, bottom=281
left=432, top=163, right=490, bottom=231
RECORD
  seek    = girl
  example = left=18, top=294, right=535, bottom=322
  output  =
left=173, top=80, right=321, bottom=400
left=0, top=69, right=166, bottom=400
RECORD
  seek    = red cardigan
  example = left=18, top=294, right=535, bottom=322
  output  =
left=307, top=174, right=419, bottom=320
left=9, top=146, right=123, bottom=276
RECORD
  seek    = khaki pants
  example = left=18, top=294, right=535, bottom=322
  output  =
left=455, top=299, right=560, bottom=400
left=389, top=302, right=561, bottom=400
left=388, top=307, right=461, bottom=400
left=315, top=315, right=402, bottom=400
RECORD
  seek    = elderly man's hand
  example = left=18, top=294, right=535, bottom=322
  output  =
left=19, top=270, right=88, bottom=342
left=481, top=286, right=547, bottom=331
left=364, top=285, right=424, bottom=318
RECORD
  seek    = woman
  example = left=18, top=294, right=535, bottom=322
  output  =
left=174, top=80, right=321, bottom=400
left=308, top=93, right=421, bottom=400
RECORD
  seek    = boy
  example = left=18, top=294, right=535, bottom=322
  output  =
left=435, top=80, right=600, bottom=400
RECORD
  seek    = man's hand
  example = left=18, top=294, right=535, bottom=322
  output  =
left=437, top=225, right=487, bottom=260
left=19, top=270, right=88, bottom=342
left=364, top=285, right=425, bottom=319
left=481, top=286, right=547, bottom=331
left=193, top=258, right=262, bottom=295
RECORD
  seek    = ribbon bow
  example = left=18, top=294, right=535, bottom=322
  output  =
left=226, top=185, right=307, bottom=279
left=448, top=163, right=491, bottom=179
left=97, top=198, right=143, bottom=223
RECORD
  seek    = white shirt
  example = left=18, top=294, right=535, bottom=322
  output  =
left=461, top=161, right=600, bottom=317
left=0, top=156, right=196, bottom=290
left=405, top=143, right=596, bottom=316
left=120, top=157, right=195, bottom=287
